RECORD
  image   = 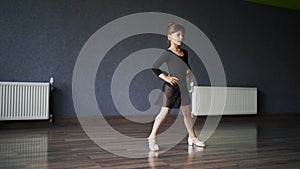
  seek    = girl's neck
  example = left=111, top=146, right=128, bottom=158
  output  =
left=168, top=44, right=180, bottom=52
left=168, top=44, right=184, bottom=57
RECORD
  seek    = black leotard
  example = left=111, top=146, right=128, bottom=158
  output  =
left=152, top=49, right=191, bottom=108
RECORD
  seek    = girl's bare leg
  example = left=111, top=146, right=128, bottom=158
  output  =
left=181, top=105, right=196, bottom=138
left=149, top=107, right=171, bottom=139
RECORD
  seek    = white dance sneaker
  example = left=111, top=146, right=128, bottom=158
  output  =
left=188, top=137, right=206, bottom=147
left=148, top=137, right=159, bottom=151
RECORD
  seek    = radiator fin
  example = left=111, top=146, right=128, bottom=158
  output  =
left=0, top=82, right=50, bottom=120
left=192, top=86, right=257, bottom=116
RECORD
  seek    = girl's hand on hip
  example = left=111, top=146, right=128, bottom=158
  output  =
left=166, top=74, right=179, bottom=86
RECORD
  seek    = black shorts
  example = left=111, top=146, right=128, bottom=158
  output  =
left=158, top=82, right=191, bottom=109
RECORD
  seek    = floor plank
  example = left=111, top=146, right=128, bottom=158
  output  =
left=1, top=115, right=300, bottom=168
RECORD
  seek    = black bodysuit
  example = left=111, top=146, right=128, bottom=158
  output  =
left=152, top=49, right=191, bottom=109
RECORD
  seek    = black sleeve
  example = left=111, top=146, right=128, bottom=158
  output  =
left=152, top=68, right=162, bottom=76
left=152, top=51, right=168, bottom=76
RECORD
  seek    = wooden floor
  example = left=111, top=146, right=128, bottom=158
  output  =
left=1, top=115, right=300, bottom=169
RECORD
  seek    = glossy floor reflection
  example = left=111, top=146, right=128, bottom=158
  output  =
left=1, top=116, right=300, bottom=168
left=0, top=132, right=48, bottom=168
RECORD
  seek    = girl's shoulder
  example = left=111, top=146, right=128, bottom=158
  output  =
left=165, top=49, right=187, bottom=55
left=161, top=49, right=173, bottom=56
left=163, top=48, right=188, bottom=58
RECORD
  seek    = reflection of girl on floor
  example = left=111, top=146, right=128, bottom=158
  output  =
left=148, top=23, right=206, bottom=151
left=148, top=147, right=204, bottom=168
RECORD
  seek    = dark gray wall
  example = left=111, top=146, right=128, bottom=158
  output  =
left=0, top=0, right=299, bottom=116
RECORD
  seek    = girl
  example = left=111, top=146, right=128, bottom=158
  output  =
left=148, top=23, right=205, bottom=151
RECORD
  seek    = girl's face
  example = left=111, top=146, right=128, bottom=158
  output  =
left=168, top=31, right=184, bottom=46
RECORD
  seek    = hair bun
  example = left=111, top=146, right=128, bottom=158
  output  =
left=168, top=22, right=175, bottom=27
left=168, top=22, right=175, bottom=26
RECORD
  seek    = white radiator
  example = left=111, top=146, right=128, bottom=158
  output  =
left=0, top=81, right=51, bottom=120
left=191, top=86, right=257, bottom=116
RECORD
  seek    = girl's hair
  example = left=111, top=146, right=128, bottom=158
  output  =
left=166, top=23, right=185, bottom=44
